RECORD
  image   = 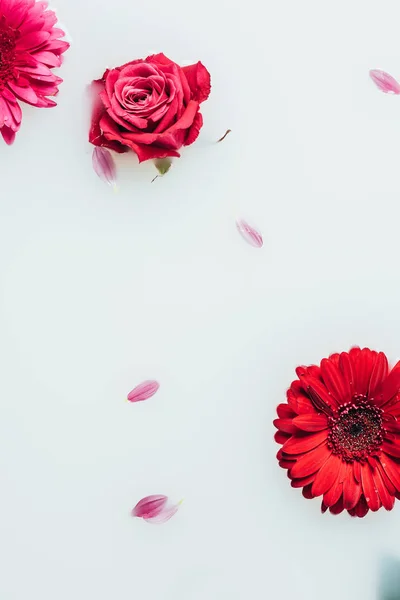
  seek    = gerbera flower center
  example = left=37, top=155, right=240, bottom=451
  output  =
left=328, top=398, right=383, bottom=461
left=0, top=19, right=16, bottom=87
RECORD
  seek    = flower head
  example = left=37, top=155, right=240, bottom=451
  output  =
left=0, top=0, right=69, bottom=144
left=274, top=347, right=400, bottom=517
left=89, top=53, right=211, bottom=163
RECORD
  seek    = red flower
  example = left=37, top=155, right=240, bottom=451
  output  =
left=0, top=0, right=69, bottom=145
left=274, top=347, right=400, bottom=517
left=89, top=53, right=211, bottom=162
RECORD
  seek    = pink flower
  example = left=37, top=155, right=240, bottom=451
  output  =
left=0, top=0, right=70, bottom=145
left=89, top=53, right=211, bottom=163
left=132, top=495, right=182, bottom=524
left=127, top=380, right=160, bottom=403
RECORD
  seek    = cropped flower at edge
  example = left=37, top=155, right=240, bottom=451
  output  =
left=89, top=53, right=211, bottom=169
left=274, top=347, right=400, bottom=517
left=0, top=0, right=70, bottom=144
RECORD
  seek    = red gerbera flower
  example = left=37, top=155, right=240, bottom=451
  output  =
left=274, top=347, right=400, bottom=517
left=0, top=0, right=69, bottom=144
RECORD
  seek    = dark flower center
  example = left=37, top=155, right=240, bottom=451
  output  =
left=327, top=398, right=383, bottom=461
left=0, top=19, right=16, bottom=87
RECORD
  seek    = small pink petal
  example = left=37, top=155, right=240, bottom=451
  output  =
left=132, top=496, right=182, bottom=524
left=92, top=146, right=117, bottom=187
left=132, top=495, right=167, bottom=519
left=144, top=504, right=181, bottom=524
left=127, top=380, right=160, bottom=403
left=236, top=219, right=263, bottom=248
left=369, top=69, right=400, bottom=94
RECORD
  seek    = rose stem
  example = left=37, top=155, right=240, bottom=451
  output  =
left=217, top=129, right=231, bottom=143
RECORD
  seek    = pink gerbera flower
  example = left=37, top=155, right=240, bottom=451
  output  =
left=0, top=0, right=69, bottom=144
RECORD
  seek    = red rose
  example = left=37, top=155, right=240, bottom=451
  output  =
left=89, top=53, right=211, bottom=162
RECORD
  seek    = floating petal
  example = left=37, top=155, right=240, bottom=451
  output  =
left=132, top=496, right=182, bottom=524
left=369, top=70, right=400, bottom=94
left=236, top=219, right=263, bottom=248
left=132, top=495, right=167, bottom=519
left=127, top=380, right=160, bottom=403
left=92, top=146, right=117, bottom=187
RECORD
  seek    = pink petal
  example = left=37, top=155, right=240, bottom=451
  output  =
left=92, top=147, right=117, bottom=188
left=236, top=219, right=263, bottom=248
left=144, top=504, right=180, bottom=524
left=127, top=380, right=160, bottom=403
left=132, top=495, right=167, bottom=519
left=132, top=495, right=182, bottom=524
left=369, top=69, right=400, bottom=94
left=1, top=126, right=16, bottom=145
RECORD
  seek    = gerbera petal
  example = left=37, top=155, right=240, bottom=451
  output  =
left=276, top=403, right=296, bottom=419
left=382, top=441, right=400, bottom=458
left=0, top=95, right=12, bottom=127
left=16, top=30, right=50, bottom=51
left=282, top=430, right=327, bottom=454
left=329, top=495, right=345, bottom=514
left=286, top=388, right=315, bottom=415
left=302, top=483, right=315, bottom=499
left=292, top=414, right=328, bottom=432
left=289, top=443, right=331, bottom=478
left=351, top=347, right=376, bottom=397
left=380, top=454, right=400, bottom=491
left=311, top=453, right=341, bottom=496
left=7, top=81, right=38, bottom=104
left=377, top=460, right=396, bottom=495
left=279, top=459, right=295, bottom=469
left=372, top=467, right=395, bottom=511
left=320, top=358, right=351, bottom=404
left=367, top=455, right=379, bottom=469
left=32, top=50, right=62, bottom=67
left=383, top=419, right=400, bottom=433
left=353, top=460, right=361, bottom=483
left=0, top=126, right=15, bottom=144
left=348, top=495, right=369, bottom=518
left=322, top=460, right=347, bottom=507
left=296, top=369, right=337, bottom=414
left=375, top=360, right=400, bottom=407
left=343, top=464, right=362, bottom=510
left=273, top=418, right=297, bottom=434
left=290, top=474, right=316, bottom=488
left=361, top=463, right=381, bottom=511
left=274, top=431, right=290, bottom=445
left=385, top=403, right=400, bottom=418
left=368, top=351, right=389, bottom=398
left=339, top=351, right=355, bottom=397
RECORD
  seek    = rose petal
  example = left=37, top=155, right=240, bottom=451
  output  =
left=132, top=495, right=167, bottom=518
left=127, top=380, right=160, bottom=403
left=369, top=69, right=400, bottom=94
left=92, top=147, right=117, bottom=188
left=236, top=219, right=263, bottom=248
